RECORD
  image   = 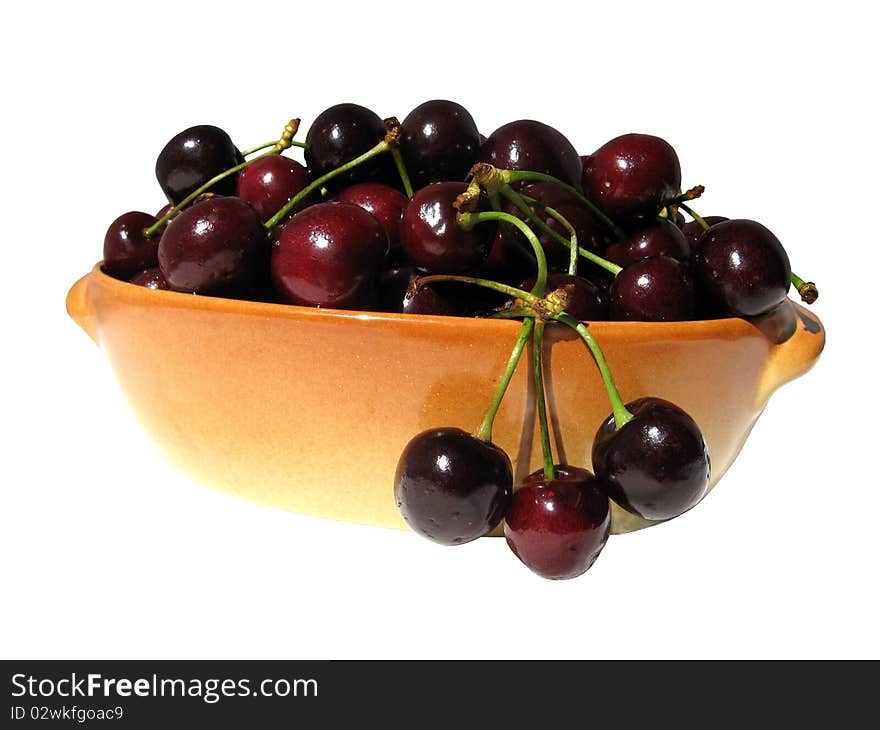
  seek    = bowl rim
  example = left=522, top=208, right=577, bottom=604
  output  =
left=85, top=261, right=781, bottom=341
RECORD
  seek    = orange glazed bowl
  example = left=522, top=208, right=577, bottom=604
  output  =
left=67, top=263, right=825, bottom=535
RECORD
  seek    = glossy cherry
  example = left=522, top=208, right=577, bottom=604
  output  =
left=604, top=217, right=690, bottom=268
left=235, top=155, right=311, bottom=222
left=103, top=211, right=160, bottom=280
left=378, top=266, right=457, bottom=316
left=479, top=120, right=583, bottom=188
left=128, top=267, right=169, bottom=290
left=158, top=196, right=265, bottom=293
left=505, top=465, right=610, bottom=579
left=394, top=427, right=512, bottom=545
left=592, top=397, right=710, bottom=522
left=304, top=103, right=392, bottom=190
left=155, top=124, right=242, bottom=204
left=401, top=100, right=480, bottom=187
left=609, top=256, right=695, bottom=321
left=271, top=202, right=388, bottom=309
left=399, top=182, right=493, bottom=273
left=681, top=215, right=728, bottom=253
left=582, top=133, right=681, bottom=221
left=694, top=219, right=791, bottom=317
left=337, top=182, right=409, bottom=253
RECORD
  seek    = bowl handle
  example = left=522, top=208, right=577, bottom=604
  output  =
left=66, top=273, right=99, bottom=344
left=755, top=302, right=825, bottom=407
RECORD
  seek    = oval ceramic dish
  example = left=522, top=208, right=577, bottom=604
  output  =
left=68, top=264, right=825, bottom=534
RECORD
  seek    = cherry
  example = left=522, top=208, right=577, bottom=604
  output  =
left=592, top=397, right=710, bottom=522
left=337, top=182, right=409, bottom=254
left=103, top=211, right=160, bottom=280
left=604, top=218, right=691, bottom=268
left=521, top=272, right=607, bottom=321
left=502, top=181, right=599, bottom=270
left=399, top=182, right=493, bottom=273
left=400, top=100, right=480, bottom=187
left=378, top=266, right=457, bottom=316
left=158, top=196, right=265, bottom=293
left=479, top=120, right=583, bottom=189
left=394, top=427, right=512, bottom=545
left=609, top=256, right=695, bottom=321
left=128, top=267, right=169, bottom=290
left=304, top=103, right=392, bottom=190
left=155, top=124, right=242, bottom=205
left=271, top=201, right=388, bottom=309
left=505, top=465, right=610, bottom=579
left=235, top=155, right=311, bottom=223
left=582, top=133, right=681, bottom=221
left=681, top=215, right=728, bottom=253
left=694, top=219, right=791, bottom=317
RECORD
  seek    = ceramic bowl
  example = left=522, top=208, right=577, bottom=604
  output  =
left=67, top=264, right=825, bottom=534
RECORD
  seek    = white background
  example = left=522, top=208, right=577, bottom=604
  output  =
left=2, top=1, right=877, bottom=659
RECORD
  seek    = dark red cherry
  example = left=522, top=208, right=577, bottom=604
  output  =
left=128, top=267, right=169, bottom=290
left=592, top=397, right=710, bottom=522
left=479, top=120, right=583, bottom=188
left=604, top=218, right=691, bottom=267
left=583, top=134, right=681, bottom=221
left=502, top=181, right=599, bottom=271
left=158, top=197, right=265, bottom=293
left=609, top=256, right=695, bottom=321
left=505, top=465, right=610, bottom=580
left=235, top=155, right=311, bottom=222
left=378, top=266, right=457, bottom=316
left=103, top=211, right=160, bottom=280
left=521, top=272, right=607, bottom=321
left=271, top=201, right=388, bottom=309
left=694, top=219, right=791, bottom=317
left=400, top=100, right=480, bottom=187
left=304, top=103, right=393, bottom=190
left=399, top=182, right=493, bottom=273
left=155, top=125, right=242, bottom=205
left=681, top=215, right=728, bottom=252
left=337, top=182, right=409, bottom=253
left=394, top=427, right=512, bottom=545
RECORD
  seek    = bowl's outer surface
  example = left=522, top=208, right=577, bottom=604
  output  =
left=68, top=265, right=825, bottom=534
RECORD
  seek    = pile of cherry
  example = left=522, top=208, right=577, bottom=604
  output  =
left=102, top=100, right=818, bottom=579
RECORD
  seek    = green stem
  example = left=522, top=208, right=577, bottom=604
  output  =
left=503, top=188, right=622, bottom=276
left=417, top=275, right=539, bottom=304
left=264, top=140, right=390, bottom=229
left=457, top=210, right=549, bottom=297
left=791, top=273, right=819, bottom=304
left=146, top=148, right=278, bottom=237
left=241, top=140, right=279, bottom=156
left=520, top=193, right=580, bottom=276
left=678, top=203, right=709, bottom=231
left=501, top=169, right=626, bottom=240
left=532, top=321, right=555, bottom=481
left=476, top=318, right=535, bottom=443
left=554, top=312, right=633, bottom=429
left=390, top=148, right=414, bottom=198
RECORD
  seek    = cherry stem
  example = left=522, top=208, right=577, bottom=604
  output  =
left=145, top=119, right=301, bottom=237
left=417, top=275, right=539, bottom=304
left=476, top=318, right=535, bottom=443
left=554, top=312, right=633, bottom=429
left=532, top=321, right=555, bottom=481
left=503, top=188, right=623, bottom=276
left=669, top=185, right=705, bottom=206
left=491, top=167, right=626, bottom=241
left=457, top=210, right=549, bottom=297
left=390, top=148, right=415, bottom=198
left=264, top=139, right=391, bottom=229
left=791, top=273, right=819, bottom=304
left=678, top=203, right=709, bottom=231
left=240, top=140, right=278, bottom=156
